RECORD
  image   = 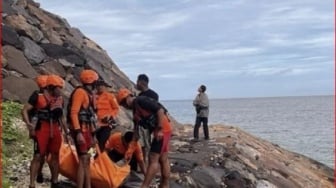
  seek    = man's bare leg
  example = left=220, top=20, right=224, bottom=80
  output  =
left=29, top=154, right=42, bottom=188
left=159, top=152, right=170, bottom=188
left=49, top=153, right=59, bottom=184
left=141, top=152, right=160, bottom=188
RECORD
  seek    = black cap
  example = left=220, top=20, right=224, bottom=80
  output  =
left=96, top=79, right=112, bottom=87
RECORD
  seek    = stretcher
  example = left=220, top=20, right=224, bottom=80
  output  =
left=58, top=143, right=130, bottom=188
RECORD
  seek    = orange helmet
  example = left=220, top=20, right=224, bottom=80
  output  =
left=35, top=75, right=49, bottom=88
left=117, top=88, right=132, bottom=104
left=46, top=74, right=65, bottom=88
left=80, top=69, right=99, bottom=84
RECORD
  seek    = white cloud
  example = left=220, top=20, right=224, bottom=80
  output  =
left=35, top=0, right=333, bottom=99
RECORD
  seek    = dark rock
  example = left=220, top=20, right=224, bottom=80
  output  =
left=2, top=0, right=17, bottom=15
left=190, top=168, right=221, bottom=188
left=20, top=36, right=46, bottom=64
left=224, top=171, right=249, bottom=188
left=2, top=25, right=23, bottom=49
left=3, top=76, right=38, bottom=103
left=40, top=43, right=86, bottom=66
left=121, top=171, right=144, bottom=188
left=9, top=176, right=19, bottom=181
left=38, top=60, right=67, bottom=77
left=3, top=45, right=38, bottom=78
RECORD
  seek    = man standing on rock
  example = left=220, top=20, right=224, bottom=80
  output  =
left=136, top=74, right=159, bottom=164
left=95, top=79, right=120, bottom=150
left=117, top=88, right=172, bottom=188
left=22, top=75, right=48, bottom=185
left=22, top=75, right=67, bottom=188
left=68, top=69, right=98, bottom=188
left=193, top=85, right=210, bottom=140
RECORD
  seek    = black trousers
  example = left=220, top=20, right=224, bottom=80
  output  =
left=96, top=126, right=112, bottom=151
left=108, top=150, right=138, bottom=171
left=193, top=117, right=209, bottom=139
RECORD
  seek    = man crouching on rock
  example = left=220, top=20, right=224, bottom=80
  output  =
left=117, top=88, right=172, bottom=188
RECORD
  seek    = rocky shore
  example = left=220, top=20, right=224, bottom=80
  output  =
left=6, top=121, right=334, bottom=188
left=2, top=1, right=334, bottom=187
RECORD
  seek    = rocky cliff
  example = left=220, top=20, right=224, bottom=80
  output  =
left=1, top=1, right=334, bottom=188
left=2, top=0, right=133, bottom=103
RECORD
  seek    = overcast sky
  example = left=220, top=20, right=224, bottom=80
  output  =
left=36, top=0, right=334, bottom=100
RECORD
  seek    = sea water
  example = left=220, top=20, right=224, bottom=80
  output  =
left=161, top=95, right=334, bottom=168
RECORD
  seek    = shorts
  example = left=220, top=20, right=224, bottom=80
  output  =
left=34, top=121, right=62, bottom=156
left=72, top=129, right=92, bottom=155
left=150, top=132, right=171, bottom=154
left=139, top=126, right=151, bottom=149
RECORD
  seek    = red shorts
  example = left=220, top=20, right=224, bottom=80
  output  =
left=72, top=129, right=92, bottom=155
left=150, top=132, right=171, bottom=154
left=34, top=121, right=62, bottom=156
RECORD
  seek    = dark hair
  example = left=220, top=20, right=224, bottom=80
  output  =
left=137, top=74, right=149, bottom=83
left=123, top=131, right=134, bottom=143
left=200, top=85, right=206, bottom=92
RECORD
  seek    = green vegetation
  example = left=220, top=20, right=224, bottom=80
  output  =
left=2, top=101, right=32, bottom=188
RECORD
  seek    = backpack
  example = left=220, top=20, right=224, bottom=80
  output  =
left=66, top=86, right=97, bottom=129
left=133, top=96, right=169, bottom=132
left=27, top=90, right=40, bottom=121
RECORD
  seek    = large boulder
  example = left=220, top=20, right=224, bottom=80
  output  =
left=2, top=25, right=23, bottom=49
left=3, top=76, right=38, bottom=103
left=4, top=14, right=44, bottom=42
left=27, top=4, right=60, bottom=28
left=35, top=60, right=67, bottom=77
left=3, top=45, right=38, bottom=78
left=2, top=0, right=17, bottom=15
left=40, top=43, right=86, bottom=66
left=40, top=24, right=63, bottom=45
left=20, top=36, right=47, bottom=64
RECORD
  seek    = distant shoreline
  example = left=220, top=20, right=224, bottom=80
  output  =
left=162, top=94, right=333, bottom=102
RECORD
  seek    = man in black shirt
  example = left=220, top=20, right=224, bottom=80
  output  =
left=137, top=74, right=159, bottom=101
left=136, top=74, right=159, bottom=165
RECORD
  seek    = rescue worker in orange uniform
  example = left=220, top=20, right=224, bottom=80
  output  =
left=22, top=75, right=49, bottom=184
left=95, top=79, right=120, bottom=150
left=105, top=131, right=146, bottom=174
left=22, top=75, right=67, bottom=188
left=117, top=88, right=172, bottom=188
left=68, top=69, right=98, bottom=188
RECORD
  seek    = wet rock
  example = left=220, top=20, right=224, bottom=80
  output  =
left=20, top=36, right=46, bottom=64
left=2, top=25, right=23, bottom=49
left=3, top=45, right=38, bottom=78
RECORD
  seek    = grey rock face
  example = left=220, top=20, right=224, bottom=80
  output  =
left=40, top=43, right=86, bottom=66
left=3, top=76, right=38, bottom=102
left=3, top=45, right=38, bottom=78
left=20, top=36, right=46, bottom=64
left=2, top=25, right=23, bottom=49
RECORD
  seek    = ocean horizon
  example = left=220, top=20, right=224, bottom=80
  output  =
left=161, top=95, right=334, bottom=168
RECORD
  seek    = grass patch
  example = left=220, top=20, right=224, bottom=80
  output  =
left=2, top=101, right=32, bottom=187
